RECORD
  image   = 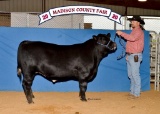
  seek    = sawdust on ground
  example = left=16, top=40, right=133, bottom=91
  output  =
left=0, top=83, right=160, bottom=114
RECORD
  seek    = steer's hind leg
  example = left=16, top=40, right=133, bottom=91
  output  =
left=79, top=81, right=88, bottom=101
left=30, top=89, right=35, bottom=98
left=22, top=74, right=35, bottom=104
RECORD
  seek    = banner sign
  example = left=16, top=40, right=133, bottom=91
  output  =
left=39, top=6, right=122, bottom=25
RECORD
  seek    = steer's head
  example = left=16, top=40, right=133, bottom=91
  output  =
left=93, top=33, right=117, bottom=51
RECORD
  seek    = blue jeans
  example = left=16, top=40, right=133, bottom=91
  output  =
left=126, top=53, right=142, bottom=97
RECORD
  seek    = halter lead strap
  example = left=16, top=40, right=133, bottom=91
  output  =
left=114, top=33, right=126, bottom=60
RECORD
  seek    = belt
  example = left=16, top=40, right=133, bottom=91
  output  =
left=126, top=52, right=134, bottom=55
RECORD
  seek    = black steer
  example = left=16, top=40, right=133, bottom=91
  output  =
left=17, top=33, right=116, bottom=103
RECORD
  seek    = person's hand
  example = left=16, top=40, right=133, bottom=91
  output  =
left=116, top=31, right=123, bottom=36
left=126, top=55, right=128, bottom=61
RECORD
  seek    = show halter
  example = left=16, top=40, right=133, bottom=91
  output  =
left=97, top=40, right=113, bottom=50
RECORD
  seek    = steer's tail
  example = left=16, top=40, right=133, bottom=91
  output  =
left=17, top=66, right=22, bottom=83
left=17, top=41, right=23, bottom=83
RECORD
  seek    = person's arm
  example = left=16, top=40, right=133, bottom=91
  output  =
left=116, top=30, right=142, bottom=41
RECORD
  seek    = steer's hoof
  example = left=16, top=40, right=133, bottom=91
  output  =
left=28, top=101, right=34, bottom=104
left=80, top=98, right=87, bottom=102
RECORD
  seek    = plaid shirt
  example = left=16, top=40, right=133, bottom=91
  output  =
left=121, top=27, right=144, bottom=53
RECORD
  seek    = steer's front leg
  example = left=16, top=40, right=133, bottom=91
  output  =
left=79, top=81, right=88, bottom=101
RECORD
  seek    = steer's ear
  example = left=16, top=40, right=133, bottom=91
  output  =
left=106, top=33, right=111, bottom=37
left=92, top=35, right=97, bottom=40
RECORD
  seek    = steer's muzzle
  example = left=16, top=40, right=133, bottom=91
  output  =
left=112, top=42, right=117, bottom=50
left=108, top=41, right=117, bottom=51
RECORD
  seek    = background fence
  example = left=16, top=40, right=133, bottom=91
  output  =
left=0, top=12, right=160, bottom=34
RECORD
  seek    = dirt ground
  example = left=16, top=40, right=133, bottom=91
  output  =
left=0, top=84, right=160, bottom=114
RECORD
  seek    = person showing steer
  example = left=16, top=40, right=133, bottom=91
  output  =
left=116, top=16, right=145, bottom=99
left=17, top=33, right=117, bottom=104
